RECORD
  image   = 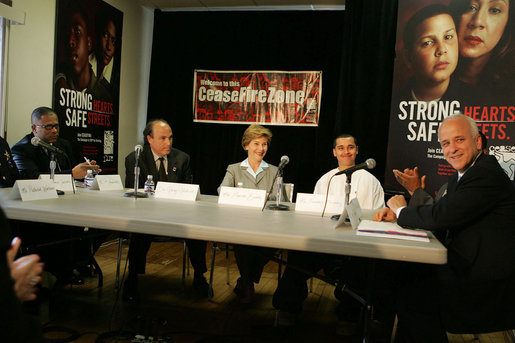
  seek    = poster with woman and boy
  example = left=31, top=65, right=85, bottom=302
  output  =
left=385, top=0, right=514, bottom=195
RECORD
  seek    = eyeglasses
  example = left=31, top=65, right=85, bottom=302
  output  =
left=36, top=124, right=59, bottom=130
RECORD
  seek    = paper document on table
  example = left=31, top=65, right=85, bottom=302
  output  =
left=357, top=220, right=430, bottom=242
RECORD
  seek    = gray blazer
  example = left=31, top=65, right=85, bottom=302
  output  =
left=218, top=161, right=279, bottom=195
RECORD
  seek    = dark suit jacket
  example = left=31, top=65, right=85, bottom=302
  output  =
left=11, top=133, right=75, bottom=180
left=400, top=154, right=515, bottom=279
left=125, top=145, right=192, bottom=188
left=0, top=136, right=19, bottom=187
left=408, top=183, right=448, bottom=207
left=399, top=154, right=515, bottom=331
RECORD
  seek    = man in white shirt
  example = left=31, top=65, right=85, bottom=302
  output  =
left=313, top=134, right=384, bottom=208
left=272, top=134, right=384, bottom=326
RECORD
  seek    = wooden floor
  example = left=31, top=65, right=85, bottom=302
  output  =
left=35, top=239, right=514, bottom=343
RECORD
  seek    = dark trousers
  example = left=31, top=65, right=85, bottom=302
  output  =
left=394, top=263, right=448, bottom=343
left=273, top=250, right=401, bottom=330
left=233, top=244, right=275, bottom=286
left=128, top=233, right=207, bottom=275
left=272, top=251, right=369, bottom=314
left=9, top=220, right=100, bottom=278
left=396, top=261, right=515, bottom=342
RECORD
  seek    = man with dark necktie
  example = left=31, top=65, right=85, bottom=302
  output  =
left=123, top=119, right=209, bottom=302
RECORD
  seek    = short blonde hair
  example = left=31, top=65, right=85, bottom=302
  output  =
left=241, top=124, right=272, bottom=149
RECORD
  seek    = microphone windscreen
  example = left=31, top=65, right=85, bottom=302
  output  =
left=281, top=155, right=290, bottom=164
left=31, top=136, right=41, bottom=146
left=366, top=158, right=376, bottom=169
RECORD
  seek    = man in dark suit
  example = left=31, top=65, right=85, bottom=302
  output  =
left=0, top=136, right=19, bottom=187
left=11, top=106, right=99, bottom=179
left=123, top=119, right=209, bottom=302
left=10, top=106, right=102, bottom=285
left=375, top=114, right=515, bottom=342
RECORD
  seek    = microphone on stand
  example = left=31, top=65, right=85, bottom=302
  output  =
left=32, top=136, right=69, bottom=195
left=277, top=155, right=290, bottom=173
left=135, top=144, right=143, bottom=158
left=263, top=155, right=290, bottom=211
left=124, top=144, right=147, bottom=198
left=334, top=158, right=376, bottom=176
left=321, top=158, right=376, bottom=218
left=31, top=136, right=67, bottom=155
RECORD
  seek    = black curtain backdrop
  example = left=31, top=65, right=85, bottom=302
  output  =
left=146, top=0, right=397, bottom=196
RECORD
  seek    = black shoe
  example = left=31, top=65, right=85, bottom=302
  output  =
left=252, top=323, right=290, bottom=340
left=233, top=277, right=254, bottom=304
left=122, top=277, right=140, bottom=303
left=275, top=310, right=297, bottom=327
left=75, top=265, right=97, bottom=277
left=58, top=272, right=84, bottom=286
left=233, top=277, right=245, bottom=298
left=192, top=274, right=210, bottom=298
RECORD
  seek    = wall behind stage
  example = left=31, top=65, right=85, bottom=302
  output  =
left=5, top=0, right=153, bottom=178
left=147, top=1, right=397, bottom=196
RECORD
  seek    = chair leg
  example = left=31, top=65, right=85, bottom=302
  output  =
left=226, top=244, right=230, bottom=285
left=391, top=314, right=398, bottom=343
left=186, top=244, right=190, bottom=277
left=88, top=235, right=103, bottom=288
left=90, top=256, right=103, bottom=288
left=277, top=250, right=283, bottom=281
left=182, top=241, right=188, bottom=289
left=115, top=236, right=123, bottom=289
left=208, top=242, right=217, bottom=300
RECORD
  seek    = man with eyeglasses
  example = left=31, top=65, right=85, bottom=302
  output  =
left=9, top=106, right=103, bottom=286
left=11, top=106, right=99, bottom=179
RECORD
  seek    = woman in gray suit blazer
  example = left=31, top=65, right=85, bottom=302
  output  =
left=219, top=124, right=278, bottom=304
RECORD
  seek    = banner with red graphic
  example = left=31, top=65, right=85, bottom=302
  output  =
left=385, top=0, right=514, bottom=196
left=193, top=70, right=322, bottom=126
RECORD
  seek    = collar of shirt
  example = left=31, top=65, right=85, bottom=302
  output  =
left=152, top=150, right=167, bottom=173
left=241, top=158, right=268, bottom=179
left=457, top=152, right=482, bottom=181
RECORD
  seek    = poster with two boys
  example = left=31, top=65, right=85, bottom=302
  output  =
left=53, top=0, right=123, bottom=174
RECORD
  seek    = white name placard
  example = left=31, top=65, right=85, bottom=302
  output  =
left=294, top=193, right=345, bottom=216
left=91, top=175, right=124, bottom=191
left=218, top=186, right=266, bottom=208
left=154, top=181, right=200, bottom=201
left=39, top=174, right=74, bottom=193
left=10, top=179, right=58, bottom=201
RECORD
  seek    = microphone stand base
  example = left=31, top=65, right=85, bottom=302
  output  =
left=123, top=192, right=148, bottom=198
left=266, top=204, right=290, bottom=211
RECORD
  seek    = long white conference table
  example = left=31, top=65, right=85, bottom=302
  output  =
left=1, top=187, right=447, bottom=342
left=0, top=187, right=446, bottom=265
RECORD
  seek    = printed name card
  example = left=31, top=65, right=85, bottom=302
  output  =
left=39, top=174, right=74, bottom=193
left=10, top=179, right=58, bottom=201
left=294, top=193, right=345, bottom=216
left=218, top=186, right=266, bottom=208
left=335, top=197, right=361, bottom=229
left=154, top=181, right=200, bottom=201
left=91, top=175, right=124, bottom=191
